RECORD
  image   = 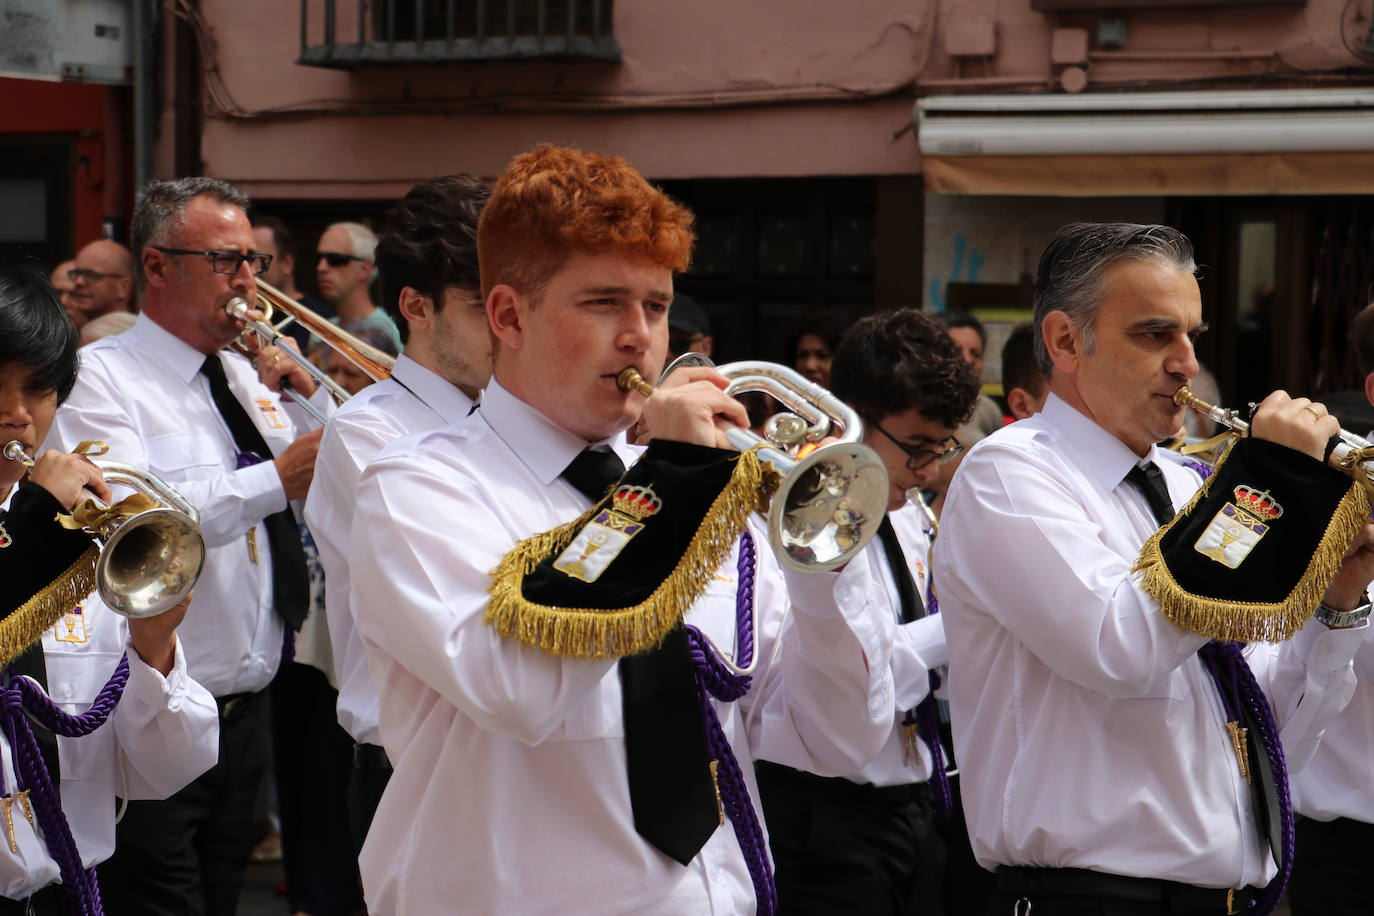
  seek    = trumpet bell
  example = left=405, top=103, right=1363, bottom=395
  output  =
left=770, top=442, right=888, bottom=573
left=97, top=507, right=206, bottom=619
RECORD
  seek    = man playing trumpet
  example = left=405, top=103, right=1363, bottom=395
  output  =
left=348, top=145, right=897, bottom=915
left=935, top=222, right=1374, bottom=916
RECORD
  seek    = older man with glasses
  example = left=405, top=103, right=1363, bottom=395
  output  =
left=754, top=308, right=980, bottom=916
left=46, top=177, right=330, bottom=916
left=66, top=240, right=134, bottom=330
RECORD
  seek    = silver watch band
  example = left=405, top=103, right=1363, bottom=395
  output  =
left=1315, top=594, right=1373, bottom=629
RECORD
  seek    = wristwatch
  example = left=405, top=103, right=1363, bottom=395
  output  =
left=1315, top=592, right=1373, bottom=629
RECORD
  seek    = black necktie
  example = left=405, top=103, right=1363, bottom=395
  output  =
left=200, top=355, right=310, bottom=629
left=561, top=448, right=719, bottom=865
left=1124, top=460, right=1285, bottom=865
left=876, top=517, right=926, bottom=625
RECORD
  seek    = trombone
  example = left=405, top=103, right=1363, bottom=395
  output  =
left=225, top=279, right=396, bottom=424
left=2, top=442, right=205, bottom=619
left=617, top=355, right=889, bottom=573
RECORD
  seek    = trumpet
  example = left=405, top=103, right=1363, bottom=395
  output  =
left=1174, top=386, right=1374, bottom=494
left=225, top=279, right=395, bottom=424
left=617, top=356, right=889, bottom=573
left=2, top=442, right=205, bottom=619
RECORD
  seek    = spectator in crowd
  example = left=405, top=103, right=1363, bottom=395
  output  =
left=667, top=293, right=713, bottom=358
left=1000, top=321, right=1048, bottom=421
left=318, top=320, right=399, bottom=397
left=791, top=310, right=853, bottom=390
left=78, top=311, right=138, bottom=347
left=941, top=311, right=1003, bottom=445
left=315, top=221, right=402, bottom=352
left=251, top=213, right=336, bottom=353
left=49, top=259, right=76, bottom=318
left=66, top=240, right=134, bottom=330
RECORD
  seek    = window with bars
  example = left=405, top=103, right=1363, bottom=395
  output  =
left=299, top=0, right=619, bottom=68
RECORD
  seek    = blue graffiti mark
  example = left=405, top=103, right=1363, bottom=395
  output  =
left=930, top=233, right=988, bottom=312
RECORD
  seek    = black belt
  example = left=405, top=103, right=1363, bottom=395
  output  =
left=756, top=759, right=932, bottom=807
left=215, top=692, right=257, bottom=723
left=995, top=866, right=1250, bottom=915
left=353, top=742, right=391, bottom=771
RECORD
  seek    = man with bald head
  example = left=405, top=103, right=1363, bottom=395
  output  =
left=315, top=221, right=401, bottom=351
left=67, top=240, right=134, bottom=328
left=50, top=259, right=76, bottom=318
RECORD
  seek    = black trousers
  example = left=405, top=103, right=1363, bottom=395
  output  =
left=1288, top=815, right=1374, bottom=915
left=0, top=884, right=64, bottom=916
left=987, top=867, right=1250, bottom=916
left=755, top=760, right=945, bottom=916
left=272, top=661, right=364, bottom=916
left=99, top=693, right=266, bottom=916
left=347, top=742, right=392, bottom=857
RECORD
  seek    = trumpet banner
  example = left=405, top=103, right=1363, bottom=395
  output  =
left=1134, top=438, right=1369, bottom=643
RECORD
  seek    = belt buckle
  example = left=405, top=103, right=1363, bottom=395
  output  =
left=1225, top=888, right=1243, bottom=915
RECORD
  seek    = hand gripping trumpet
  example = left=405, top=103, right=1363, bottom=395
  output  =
left=2, top=442, right=205, bottom=618
left=1174, top=386, right=1374, bottom=497
left=617, top=356, right=889, bottom=573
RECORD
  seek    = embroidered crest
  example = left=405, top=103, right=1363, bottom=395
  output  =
left=553, top=485, right=662, bottom=583
left=0, top=523, right=9, bottom=549
left=1193, top=484, right=1283, bottom=569
left=54, top=605, right=88, bottom=644
left=255, top=398, right=289, bottom=430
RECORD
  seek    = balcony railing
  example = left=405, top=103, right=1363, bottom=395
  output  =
left=299, top=0, right=620, bottom=68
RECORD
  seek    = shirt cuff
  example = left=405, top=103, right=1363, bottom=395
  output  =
left=237, top=458, right=288, bottom=519
left=781, top=562, right=891, bottom=673
left=1293, top=613, right=1368, bottom=674
left=124, top=636, right=191, bottom=713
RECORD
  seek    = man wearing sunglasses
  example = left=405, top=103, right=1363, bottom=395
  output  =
left=46, top=177, right=329, bottom=916
left=66, top=240, right=134, bottom=331
left=315, top=222, right=402, bottom=352
left=754, top=308, right=979, bottom=916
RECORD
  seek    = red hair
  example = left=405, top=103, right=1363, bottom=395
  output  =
left=478, top=145, right=694, bottom=300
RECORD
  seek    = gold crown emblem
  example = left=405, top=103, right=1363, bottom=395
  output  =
left=611, top=485, right=662, bottom=520
left=1233, top=485, right=1283, bottom=521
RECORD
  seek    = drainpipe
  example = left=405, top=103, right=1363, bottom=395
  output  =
left=132, top=0, right=156, bottom=188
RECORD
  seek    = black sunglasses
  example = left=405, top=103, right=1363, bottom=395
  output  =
left=316, top=251, right=367, bottom=267
left=154, top=247, right=272, bottom=277
left=870, top=421, right=963, bottom=471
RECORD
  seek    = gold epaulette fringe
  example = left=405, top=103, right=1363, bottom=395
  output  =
left=486, top=448, right=778, bottom=658
left=1133, top=441, right=1370, bottom=643
left=0, top=546, right=98, bottom=666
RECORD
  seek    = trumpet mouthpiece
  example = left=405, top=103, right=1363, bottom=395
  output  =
left=2, top=440, right=28, bottom=463
left=225, top=297, right=251, bottom=320
left=617, top=367, right=653, bottom=397
left=1173, top=386, right=1198, bottom=408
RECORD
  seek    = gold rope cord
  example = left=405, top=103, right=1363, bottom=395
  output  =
left=0, top=546, right=98, bottom=667
left=1133, top=441, right=1370, bottom=643
left=486, top=449, right=778, bottom=658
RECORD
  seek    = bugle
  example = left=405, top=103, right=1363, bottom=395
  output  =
left=1174, top=386, right=1374, bottom=495
left=225, top=279, right=396, bottom=423
left=618, top=356, right=889, bottom=573
left=2, top=442, right=205, bottom=619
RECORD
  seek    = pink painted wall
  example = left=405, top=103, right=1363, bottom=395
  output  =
left=193, top=0, right=1368, bottom=199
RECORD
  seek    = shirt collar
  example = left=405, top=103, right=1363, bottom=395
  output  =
left=1040, top=392, right=1169, bottom=493
left=390, top=355, right=475, bottom=425
left=479, top=379, right=630, bottom=486
left=126, top=313, right=214, bottom=385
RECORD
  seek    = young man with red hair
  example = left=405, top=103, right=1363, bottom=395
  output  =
left=347, top=145, right=896, bottom=915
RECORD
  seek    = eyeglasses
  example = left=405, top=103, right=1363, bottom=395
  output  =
left=316, top=251, right=367, bottom=268
left=154, top=247, right=272, bottom=277
left=67, top=268, right=124, bottom=284
left=869, top=421, right=962, bottom=471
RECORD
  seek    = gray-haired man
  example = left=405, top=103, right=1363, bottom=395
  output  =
left=935, top=222, right=1374, bottom=915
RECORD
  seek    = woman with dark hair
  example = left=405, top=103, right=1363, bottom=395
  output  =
left=790, top=310, right=854, bottom=390
left=0, top=265, right=217, bottom=915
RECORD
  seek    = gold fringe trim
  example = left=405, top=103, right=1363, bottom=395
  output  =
left=1133, top=441, right=1371, bottom=642
left=0, top=545, right=98, bottom=667
left=486, top=449, right=779, bottom=658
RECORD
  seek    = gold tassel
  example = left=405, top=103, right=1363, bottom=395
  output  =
left=0, top=546, right=98, bottom=667
left=486, top=449, right=777, bottom=658
left=1133, top=442, right=1370, bottom=643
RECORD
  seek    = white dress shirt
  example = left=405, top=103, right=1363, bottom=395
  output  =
left=1291, top=625, right=1374, bottom=824
left=349, top=379, right=895, bottom=916
left=46, top=314, right=328, bottom=696
left=935, top=393, right=1363, bottom=890
left=303, top=355, right=474, bottom=746
left=0, top=489, right=219, bottom=898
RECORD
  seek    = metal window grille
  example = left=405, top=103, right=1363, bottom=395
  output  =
left=299, top=0, right=619, bottom=68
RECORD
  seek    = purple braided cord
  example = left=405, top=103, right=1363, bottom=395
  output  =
left=682, top=531, right=777, bottom=916
left=916, top=589, right=953, bottom=824
left=3, top=653, right=130, bottom=915
left=1181, top=458, right=1215, bottom=480
left=1198, top=641, right=1291, bottom=916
